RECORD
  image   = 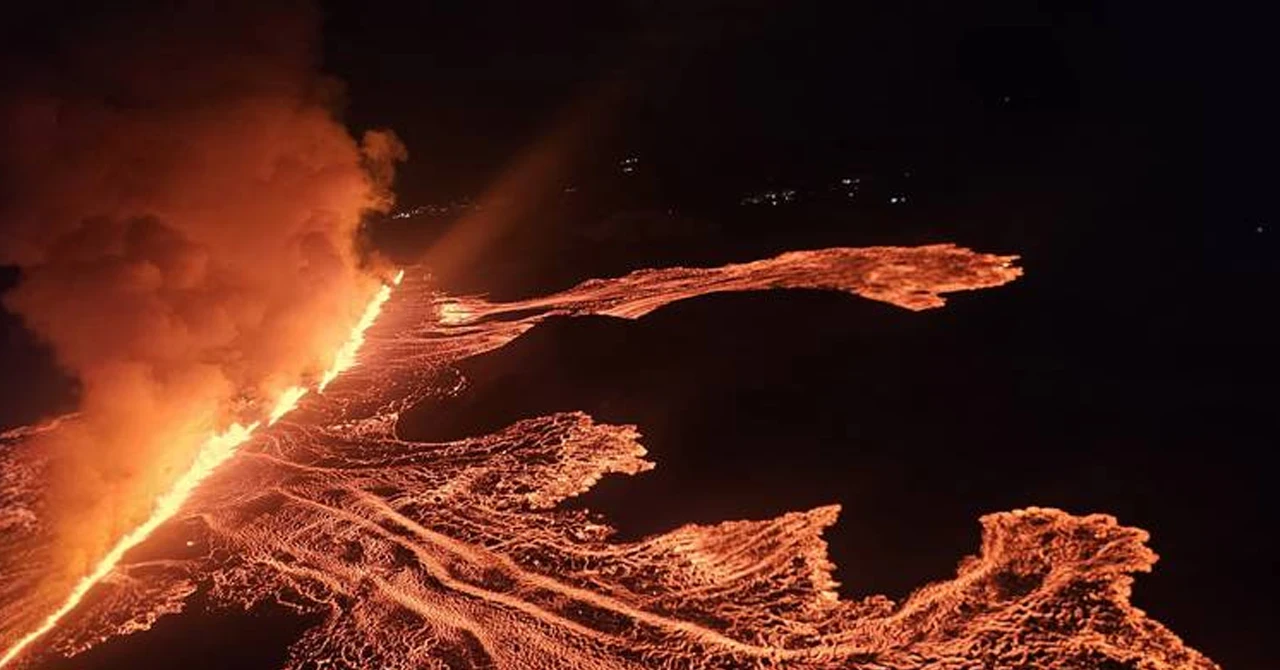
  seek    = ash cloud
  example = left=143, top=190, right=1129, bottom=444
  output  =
left=0, top=1, right=403, bottom=586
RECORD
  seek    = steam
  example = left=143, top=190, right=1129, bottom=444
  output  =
left=0, top=1, right=403, bottom=592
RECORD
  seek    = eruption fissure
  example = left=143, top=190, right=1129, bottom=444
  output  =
left=0, top=276, right=403, bottom=668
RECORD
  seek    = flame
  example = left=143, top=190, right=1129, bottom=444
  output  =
left=0, top=274, right=401, bottom=668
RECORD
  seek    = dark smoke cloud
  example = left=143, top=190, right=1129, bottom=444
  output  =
left=0, top=0, right=404, bottom=586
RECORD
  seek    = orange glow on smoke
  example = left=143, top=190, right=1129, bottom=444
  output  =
left=0, top=275, right=401, bottom=668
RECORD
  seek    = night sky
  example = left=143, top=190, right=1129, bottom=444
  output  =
left=3, top=2, right=1276, bottom=669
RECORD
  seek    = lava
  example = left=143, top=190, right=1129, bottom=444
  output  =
left=317, top=271, right=403, bottom=393
left=0, top=246, right=1219, bottom=669
left=0, top=421, right=257, bottom=669
left=0, top=276, right=403, bottom=668
left=268, top=387, right=309, bottom=426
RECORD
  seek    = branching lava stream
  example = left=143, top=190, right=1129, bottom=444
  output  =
left=0, top=245, right=1218, bottom=669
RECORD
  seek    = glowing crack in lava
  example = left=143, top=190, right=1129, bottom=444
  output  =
left=0, top=275, right=404, bottom=668
left=0, top=245, right=1218, bottom=669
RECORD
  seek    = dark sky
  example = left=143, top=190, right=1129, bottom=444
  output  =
left=3, top=1, right=1277, bottom=669
left=324, top=1, right=1115, bottom=199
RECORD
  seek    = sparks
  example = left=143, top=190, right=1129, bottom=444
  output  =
left=0, top=274, right=401, bottom=668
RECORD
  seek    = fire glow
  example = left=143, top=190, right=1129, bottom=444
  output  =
left=0, top=275, right=402, bottom=668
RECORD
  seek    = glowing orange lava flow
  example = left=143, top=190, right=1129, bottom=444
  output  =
left=0, top=274, right=402, bottom=668
left=0, top=248, right=1219, bottom=669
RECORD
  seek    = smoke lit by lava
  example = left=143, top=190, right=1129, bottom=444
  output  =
left=0, top=3, right=404, bottom=665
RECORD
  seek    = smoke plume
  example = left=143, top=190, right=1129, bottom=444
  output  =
left=0, top=0, right=403, bottom=596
